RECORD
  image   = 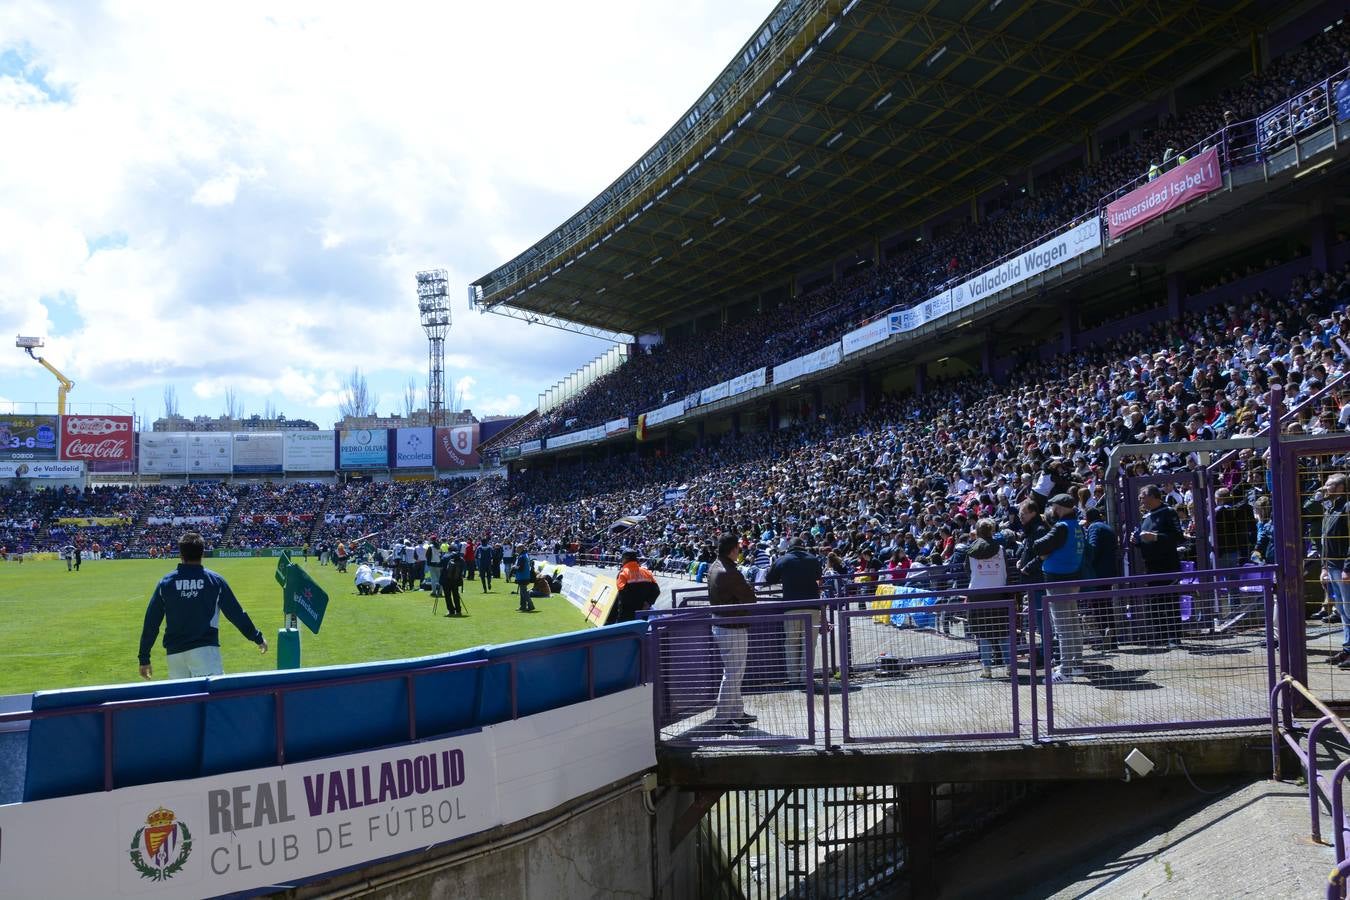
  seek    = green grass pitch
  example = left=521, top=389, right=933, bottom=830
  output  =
left=0, top=557, right=589, bottom=696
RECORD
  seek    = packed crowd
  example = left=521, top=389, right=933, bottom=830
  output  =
left=490, top=20, right=1350, bottom=448
left=446, top=261, right=1350, bottom=586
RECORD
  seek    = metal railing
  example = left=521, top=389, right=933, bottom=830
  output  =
left=645, top=566, right=1278, bottom=749
left=1271, top=675, right=1350, bottom=899
left=0, top=629, right=644, bottom=797
left=1257, top=65, right=1349, bottom=157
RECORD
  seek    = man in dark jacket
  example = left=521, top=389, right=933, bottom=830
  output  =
left=1213, top=486, right=1258, bottom=627
left=1083, top=507, right=1122, bottom=649
left=1134, top=484, right=1185, bottom=647
left=707, top=533, right=757, bottom=729
left=479, top=538, right=494, bottom=592
left=512, top=545, right=534, bottom=612
left=766, top=537, right=823, bottom=686
left=443, top=541, right=465, bottom=617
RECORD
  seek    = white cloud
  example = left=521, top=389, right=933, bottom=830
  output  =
left=0, top=0, right=779, bottom=423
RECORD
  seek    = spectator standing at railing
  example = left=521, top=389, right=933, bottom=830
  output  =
left=1134, top=485, right=1185, bottom=648
left=1320, top=474, right=1350, bottom=667
left=707, top=532, right=757, bottom=730
left=1034, top=494, right=1088, bottom=683
left=967, top=519, right=1011, bottom=680
left=766, top=537, right=824, bottom=687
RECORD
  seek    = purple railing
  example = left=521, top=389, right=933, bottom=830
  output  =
left=1271, top=676, right=1350, bottom=899
left=1257, top=64, right=1349, bottom=157
left=645, top=565, right=1277, bottom=748
left=0, top=629, right=644, bottom=796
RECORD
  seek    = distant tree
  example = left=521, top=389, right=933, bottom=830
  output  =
left=339, top=367, right=372, bottom=419
left=403, top=377, right=420, bottom=419
left=223, top=386, right=243, bottom=421
left=263, top=399, right=277, bottom=422
left=162, top=385, right=179, bottom=420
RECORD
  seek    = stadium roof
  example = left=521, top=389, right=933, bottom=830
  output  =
left=470, top=0, right=1298, bottom=339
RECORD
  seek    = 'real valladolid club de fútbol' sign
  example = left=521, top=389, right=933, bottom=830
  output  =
left=0, top=686, right=655, bottom=899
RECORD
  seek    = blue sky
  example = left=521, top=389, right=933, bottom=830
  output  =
left=0, top=0, right=776, bottom=426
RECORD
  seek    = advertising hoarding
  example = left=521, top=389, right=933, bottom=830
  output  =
left=0, top=414, right=59, bottom=460
left=186, top=433, right=232, bottom=475
left=59, top=415, right=135, bottom=472
left=139, top=432, right=188, bottom=475
left=393, top=427, right=434, bottom=468
left=339, top=429, right=389, bottom=469
left=283, top=431, right=335, bottom=472
left=434, top=424, right=480, bottom=469
left=231, top=433, right=284, bottom=474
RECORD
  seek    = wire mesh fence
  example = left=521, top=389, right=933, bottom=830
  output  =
left=1288, top=447, right=1350, bottom=704
left=1041, top=575, right=1274, bottom=734
left=838, top=601, right=1019, bottom=742
left=651, top=612, right=818, bottom=746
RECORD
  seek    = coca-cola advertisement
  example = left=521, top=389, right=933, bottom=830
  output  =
left=59, top=415, right=135, bottom=472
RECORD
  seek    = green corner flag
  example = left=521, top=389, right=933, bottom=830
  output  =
left=275, top=550, right=292, bottom=587
left=284, top=562, right=329, bottom=635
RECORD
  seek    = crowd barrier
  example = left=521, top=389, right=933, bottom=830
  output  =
left=11, top=622, right=647, bottom=803
left=644, top=567, right=1277, bottom=749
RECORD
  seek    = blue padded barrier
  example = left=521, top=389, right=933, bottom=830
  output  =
left=201, top=649, right=486, bottom=773
left=24, top=678, right=208, bottom=802
left=24, top=623, right=650, bottom=801
left=477, top=623, right=647, bottom=721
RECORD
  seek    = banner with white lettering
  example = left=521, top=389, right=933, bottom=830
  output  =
left=643, top=401, right=684, bottom=429
left=546, top=425, right=605, bottom=450
left=841, top=316, right=893, bottom=355
left=772, top=343, right=841, bottom=385
left=520, top=440, right=543, bottom=455
left=0, top=686, right=654, bottom=899
left=604, top=417, right=630, bottom=437
left=1106, top=147, right=1221, bottom=239
left=728, top=367, right=767, bottom=397
left=700, top=380, right=731, bottom=406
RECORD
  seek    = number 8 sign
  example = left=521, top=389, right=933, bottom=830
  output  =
left=435, top=425, right=480, bottom=469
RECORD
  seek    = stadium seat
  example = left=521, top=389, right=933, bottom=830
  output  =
left=24, top=678, right=209, bottom=802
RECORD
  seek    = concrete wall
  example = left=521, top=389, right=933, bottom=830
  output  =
left=290, top=778, right=677, bottom=900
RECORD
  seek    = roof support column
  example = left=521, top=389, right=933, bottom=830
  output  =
left=915, top=363, right=928, bottom=399
left=768, top=401, right=780, bottom=432
left=731, top=412, right=740, bottom=438
left=1061, top=300, right=1076, bottom=356
left=1167, top=272, right=1185, bottom=320
left=1312, top=214, right=1335, bottom=274
left=696, top=420, right=706, bottom=449
left=981, top=332, right=994, bottom=377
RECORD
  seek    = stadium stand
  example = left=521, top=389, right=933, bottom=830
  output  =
left=486, top=21, right=1350, bottom=447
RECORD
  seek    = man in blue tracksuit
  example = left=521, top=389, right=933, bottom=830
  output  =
left=138, top=532, right=268, bottom=680
left=1033, top=494, right=1087, bottom=683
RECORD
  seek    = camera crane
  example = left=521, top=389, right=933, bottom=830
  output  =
left=15, top=336, right=74, bottom=415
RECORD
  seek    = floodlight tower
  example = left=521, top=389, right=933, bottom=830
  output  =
left=416, top=269, right=451, bottom=427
